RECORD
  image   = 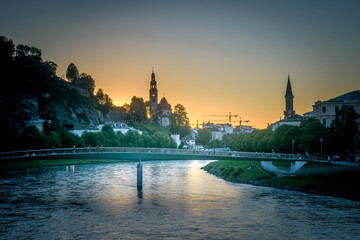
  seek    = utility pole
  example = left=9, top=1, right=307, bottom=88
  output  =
left=320, top=138, right=323, bottom=158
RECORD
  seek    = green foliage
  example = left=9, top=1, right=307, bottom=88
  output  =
left=196, top=128, right=212, bottom=146
left=170, top=104, right=191, bottom=138
left=125, top=130, right=143, bottom=147
left=154, top=132, right=177, bottom=148
left=214, top=118, right=331, bottom=155
left=202, top=160, right=274, bottom=182
left=82, top=131, right=101, bottom=147
left=128, top=96, right=147, bottom=121
left=299, top=118, right=328, bottom=154
left=42, top=120, right=51, bottom=135
left=329, top=105, right=360, bottom=154
left=20, top=126, right=48, bottom=149
left=66, top=63, right=79, bottom=84
left=48, top=131, right=62, bottom=148
left=0, top=36, right=118, bottom=151
left=60, top=130, right=84, bottom=148
left=78, top=73, right=95, bottom=95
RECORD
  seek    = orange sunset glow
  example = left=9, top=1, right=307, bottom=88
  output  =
left=1, top=1, right=359, bottom=129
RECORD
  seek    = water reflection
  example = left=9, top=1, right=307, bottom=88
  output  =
left=0, top=160, right=360, bottom=240
left=137, top=187, right=143, bottom=200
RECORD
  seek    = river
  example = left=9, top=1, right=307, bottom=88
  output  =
left=1, top=160, right=359, bottom=239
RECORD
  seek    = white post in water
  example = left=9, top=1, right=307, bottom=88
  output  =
left=137, top=158, right=143, bottom=188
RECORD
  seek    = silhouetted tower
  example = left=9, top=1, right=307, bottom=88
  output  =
left=284, top=74, right=295, bottom=118
left=149, top=68, right=158, bottom=112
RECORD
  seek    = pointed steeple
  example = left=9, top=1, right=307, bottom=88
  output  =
left=284, top=74, right=295, bottom=118
left=149, top=68, right=158, bottom=112
left=285, top=74, right=293, bottom=97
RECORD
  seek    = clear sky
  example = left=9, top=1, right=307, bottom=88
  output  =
left=1, top=0, right=359, bottom=128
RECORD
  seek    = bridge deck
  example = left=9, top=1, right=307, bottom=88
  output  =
left=0, top=147, right=308, bottom=161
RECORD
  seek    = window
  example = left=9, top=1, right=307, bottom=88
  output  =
left=322, top=106, right=326, bottom=113
left=335, top=106, right=339, bottom=112
left=322, top=119, right=326, bottom=126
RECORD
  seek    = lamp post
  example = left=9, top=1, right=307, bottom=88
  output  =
left=292, top=139, right=295, bottom=155
left=320, top=138, right=323, bottom=158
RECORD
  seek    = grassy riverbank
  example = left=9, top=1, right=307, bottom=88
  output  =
left=202, top=160, right=360, bottom=201
left=0, top=159, right=130, bottom=172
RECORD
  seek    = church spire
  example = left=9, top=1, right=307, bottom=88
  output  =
left=284, top=74, right=295, bottom=118
left=285, top=74, right=293, bottom=97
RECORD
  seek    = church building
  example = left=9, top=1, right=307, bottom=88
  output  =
left=272, top=75, right=302, bottom=131
left=149, top=69, right=172, bottom=127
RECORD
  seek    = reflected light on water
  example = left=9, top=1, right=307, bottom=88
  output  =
left=0, top=160, right=360, bottom=240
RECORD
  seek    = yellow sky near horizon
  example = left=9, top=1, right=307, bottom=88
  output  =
left=2, top=1, right=359, bottom=129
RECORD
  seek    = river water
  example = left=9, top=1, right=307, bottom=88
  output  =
left=0, top=160, right=359, bottom=239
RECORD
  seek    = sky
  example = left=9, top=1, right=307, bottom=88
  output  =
left=1, top=0, right=359, bottom=128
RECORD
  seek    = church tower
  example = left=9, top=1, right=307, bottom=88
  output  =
left=284, top=74, right=295, bottom=118
left=149, top=68, right=158, bottom=112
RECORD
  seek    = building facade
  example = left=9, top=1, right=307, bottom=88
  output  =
left=312, top=90, right=360, bottom=128
left=156, top=97, right=172, bottom=127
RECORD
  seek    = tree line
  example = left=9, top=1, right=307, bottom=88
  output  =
left=201, top=105, right=359, bottom=158
left=19, top=123, right=177, bottom=150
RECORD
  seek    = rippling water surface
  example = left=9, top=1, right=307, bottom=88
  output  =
left=1, top=160, right=360, bottom=239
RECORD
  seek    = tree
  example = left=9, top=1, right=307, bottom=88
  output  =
left=44, top=61, right=57, bottom=78
left=78, top=73, right=95, bottom=95
left=154, top=132, right=176, bottom=148
left=145, top=100, right=153, bottom=119
left=60, top=130, right=76, bottom=147
left=104, top=94, right=113, bottom=106
left=66, top=63, right=79, bottom=84
left=42, top=120, right=51, bottom=135
left=96, top=88, right=105, bottom=104
left=20, top=125, right=48, bottom=149
left=128, top=96, right=147, bottom=121
left=196, top=128, right=212, bottom=146
left=329, top=105, right=360, bottom=155
left=125, top=130, right=143, bottom=147
left=50, top=118, right=62, bottom=133
left=48, top=131, right=62, bottom=148
left=82, top=131, right=101, bottom=147
left=174, top=104, right=190, bottom=126
left=299, top=118, right=328, bottom=154
left=280, top=126, right=303, bottom=153
left=170, top=104, right=191, bottom=137
left=0, top=36, right=15, bottom=75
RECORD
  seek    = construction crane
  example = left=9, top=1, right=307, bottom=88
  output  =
left=202, top=112, right=238, bottom=124
left=238, top=116, right=250, bottom=130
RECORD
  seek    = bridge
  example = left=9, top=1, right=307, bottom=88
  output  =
left=0, top=147, right=307, bottom=161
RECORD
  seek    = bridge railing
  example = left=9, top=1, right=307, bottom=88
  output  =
left=0, top=147, right=306, bottom=160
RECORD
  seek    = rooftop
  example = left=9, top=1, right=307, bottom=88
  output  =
left=326, top=90, right=360, bottom=102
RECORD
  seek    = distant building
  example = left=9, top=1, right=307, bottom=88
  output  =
left=202, top=122, right=233, bottom=140
left=234, top=125, right=256, bottom=133
left=69, top=122, right=142, bottom=137
left=171, top=134, right=181, bottom=148
left=272, top=75, right=302, bottom=131
left=157, top=97, right=172, bottom=127
left=148, top=69, right=172, bottom=127
left=181, top=135, right=196, bottom=148
left=311, top=90, right=360, bottom=128
left=217, top=124, right=234, bottom=134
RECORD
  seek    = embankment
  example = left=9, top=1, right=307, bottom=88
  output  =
left=202, top=160, right=360, bottom=201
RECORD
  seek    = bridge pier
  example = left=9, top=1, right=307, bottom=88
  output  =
left=137, top=158, right=143, bottom=188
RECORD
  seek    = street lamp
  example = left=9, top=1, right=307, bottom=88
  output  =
left=320, top=138, right=323, bottom=158
left=292, top=139, right=295, bottom=155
